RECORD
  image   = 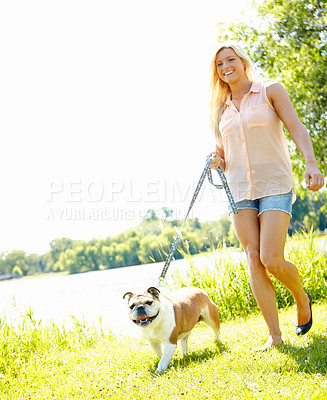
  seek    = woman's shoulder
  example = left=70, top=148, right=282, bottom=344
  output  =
left=257, top=79, right=283, bottom=88
left=252, top=80, right=285, bottom=95
left=264, top=80, right=286, bottom=93
left=264, top=81, right=289, bottom=104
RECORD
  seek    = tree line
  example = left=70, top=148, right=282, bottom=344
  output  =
left=0, top=191, right=326, bottom=278
left=0, top=215, right=233, bottom=277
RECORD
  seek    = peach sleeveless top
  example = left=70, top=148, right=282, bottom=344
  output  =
left=219, top=81, right=295, bottom=203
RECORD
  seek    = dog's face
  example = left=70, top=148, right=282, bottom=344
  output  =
left=123, top=287, right=161, bottom=327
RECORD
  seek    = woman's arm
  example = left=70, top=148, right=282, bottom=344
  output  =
left=267, top=82, right=324, bottom=192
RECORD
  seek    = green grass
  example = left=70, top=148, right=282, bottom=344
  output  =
left=0, top=303, right=327, bottom=399
left=1, top=230, right=326, bottom=399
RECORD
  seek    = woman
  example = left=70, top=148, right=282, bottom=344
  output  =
left=209, top=42, right=324, bottom=350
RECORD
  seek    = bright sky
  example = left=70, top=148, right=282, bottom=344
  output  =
left=0, top=0, right=256, bottom=255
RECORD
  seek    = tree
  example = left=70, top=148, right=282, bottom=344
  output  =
left=55, top=249, right=78, bottom=274
left=85, top=245, right=100, bottom=271
left=161, top=207, right=173, bottom=220
left=303, top=211, right=319, bottom=231
left=138, top=235, right=164, bottom=264
left=12, top=265, right=23, bottom=276
left=204, top=215, right=232, bottom=247
left=0, top=250, right=29, bottom=276
left=143, top=209, right=158, bottom=220
left=290, top=191, right=327, bottom=233
left=217, top=0, right=327, bottom=183
left=48, top=238, right=74, bottom=271
left=27, top=253, right=42, bottom=274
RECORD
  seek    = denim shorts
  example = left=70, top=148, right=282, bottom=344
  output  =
left=228, top=190, right=293, bottom=217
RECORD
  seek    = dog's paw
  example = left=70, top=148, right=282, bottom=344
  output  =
left=154, top=366, right=168, bottom=375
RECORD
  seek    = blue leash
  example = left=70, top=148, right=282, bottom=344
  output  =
left=158, top=153, right=238, bottom=283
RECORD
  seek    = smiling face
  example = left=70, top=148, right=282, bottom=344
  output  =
left=216, top=47, right=246, bottom=85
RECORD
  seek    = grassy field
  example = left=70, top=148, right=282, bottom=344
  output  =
left=1, top=230, right=326, bottom=399
left=0, top=301, right=326, bottom=399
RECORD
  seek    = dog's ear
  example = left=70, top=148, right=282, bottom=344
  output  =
left=123, top=291, right=134, bottom=301
left=147, top=287, right=160, bottom=299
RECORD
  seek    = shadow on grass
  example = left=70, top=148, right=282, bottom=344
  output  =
left=149, top=341, right=228, bottom=374
left=278, top=333, right=327, bottom=375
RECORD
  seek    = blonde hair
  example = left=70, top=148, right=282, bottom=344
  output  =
left=209, top=42, right=256, bottom=147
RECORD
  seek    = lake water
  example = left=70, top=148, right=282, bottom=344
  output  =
left=0, top=254, right=231, bottom=336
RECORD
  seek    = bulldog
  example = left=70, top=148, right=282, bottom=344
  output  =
left=123, top=286, right=220, bottom=373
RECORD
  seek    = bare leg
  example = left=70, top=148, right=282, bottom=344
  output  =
left=231, top=209, right=311, bottom=348
left=259, top=211, right=311, bottom=326
left=231, top=210, right=282, bottom=346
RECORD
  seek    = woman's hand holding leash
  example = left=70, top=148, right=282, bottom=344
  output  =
left=209, top=147, right=226, bottom=171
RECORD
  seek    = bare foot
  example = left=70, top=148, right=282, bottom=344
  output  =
left=254, top=335, right=283, bottom=352
left=296, top=292, right=311, bottom=326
